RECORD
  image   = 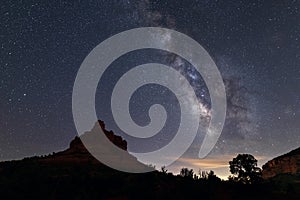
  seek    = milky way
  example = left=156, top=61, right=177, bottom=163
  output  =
left=1, top=0, right=299, bottom=177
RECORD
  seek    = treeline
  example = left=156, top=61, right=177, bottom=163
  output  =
left=0, top=153, right=299, bottom=199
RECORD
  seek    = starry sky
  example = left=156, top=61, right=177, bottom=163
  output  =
left=1, top=0, right=300, bottom=178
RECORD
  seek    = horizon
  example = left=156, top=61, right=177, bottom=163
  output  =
left=1, top=0, right=299, bottom=185
left=0, top=127, right=293, bottom=180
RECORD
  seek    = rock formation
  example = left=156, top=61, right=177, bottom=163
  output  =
left=0, top=120, right=149, bottom=173
left=262, top=147, right=300, bottom=179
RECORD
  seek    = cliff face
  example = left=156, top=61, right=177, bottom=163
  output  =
left=262, top=147, right=300, bottom=179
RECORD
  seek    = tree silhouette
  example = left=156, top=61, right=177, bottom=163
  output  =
left=180, top=168, right=194, bottom=178
left=198, top=170, right=209, bottom=180
left=229, top=154, right=262, bottom=184
left=161, top=166, right=168, bottom=174
left=199, top=170, right=221, bottom=182
left=207, top=170, right=221, bottom=182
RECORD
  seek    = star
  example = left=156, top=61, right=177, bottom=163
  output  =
left=0, top=0, right=299, bottom=179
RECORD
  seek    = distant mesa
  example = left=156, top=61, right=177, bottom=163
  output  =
left=0, top=120, right=148, bottom=172
left=41, top=120, right=130, bottom=165
left=262, top=147, right=300, bottom=179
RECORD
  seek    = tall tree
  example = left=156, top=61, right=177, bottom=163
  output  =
left=229, top=154, right=262, bottom=184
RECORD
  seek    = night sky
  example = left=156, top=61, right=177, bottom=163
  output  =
left=1, top=0, right=300, bottom=178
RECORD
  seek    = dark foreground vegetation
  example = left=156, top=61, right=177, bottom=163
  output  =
left=1, top=122, right=300, bottom=199
left=0, top=155, right=300, bottom=200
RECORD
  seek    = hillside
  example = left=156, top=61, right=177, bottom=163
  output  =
left=0, top=121, right=300, bottom=199
left=262, top=147, right=300, bottom=179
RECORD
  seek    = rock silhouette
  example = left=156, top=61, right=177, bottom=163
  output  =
left=0, top=121, right=300, bottom=199
left=17, top=120, right=150, bottom=172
